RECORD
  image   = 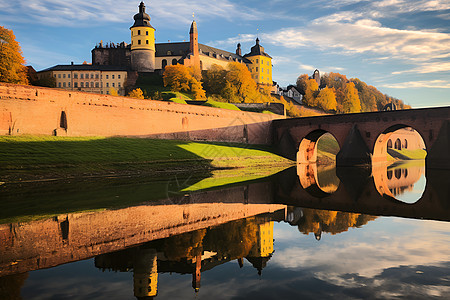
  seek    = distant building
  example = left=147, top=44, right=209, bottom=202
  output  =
left=282, top=85, right=302, bottom=104
left=37, top=2, right=273, bottom=96
left=37, top=64, right=128, bottom=95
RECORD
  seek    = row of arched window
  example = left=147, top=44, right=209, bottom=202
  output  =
left=387, top=138, right=408, bottom=150
left=161, top=59, right=178, bottom=68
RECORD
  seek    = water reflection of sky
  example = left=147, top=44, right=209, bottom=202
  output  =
left=394, top=173, right=426, bottom=204
left=21, top=216, right=450, bottom=299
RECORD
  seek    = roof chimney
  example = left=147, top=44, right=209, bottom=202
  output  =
left=71, top=61, right=74, bottom=65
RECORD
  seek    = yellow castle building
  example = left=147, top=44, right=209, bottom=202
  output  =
left=37, top=1, right=273, bottom=96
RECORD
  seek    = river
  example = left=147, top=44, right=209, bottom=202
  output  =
left=0, top=161, right=449, bottom=299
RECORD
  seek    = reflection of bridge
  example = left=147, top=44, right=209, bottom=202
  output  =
left=276, top=166, right=450, bottom=222
left=273, top=107, right=450, bottom=168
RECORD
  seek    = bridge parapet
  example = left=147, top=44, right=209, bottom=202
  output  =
left=273, top=107, right=450, bottom=169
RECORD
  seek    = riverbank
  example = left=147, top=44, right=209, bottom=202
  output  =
left=0, top=135, right=294, bottom=184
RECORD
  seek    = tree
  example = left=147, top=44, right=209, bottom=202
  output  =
left=163, top=64, right=206, bottom=99
left=127, top=88, right=144, bottom=99
left=316, top=87, right=337, bottom=111
left=0, top=26, right=28, bottom=84
left=303, top=78, right=319, bottom=106
left=342, top=82, right=361, bottom=113
left=109, top=87, right=118, bottom=96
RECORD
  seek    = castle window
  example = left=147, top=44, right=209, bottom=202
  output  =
left=74, top=82, right=78, bottom=88
left=172, top=58, right=177, bottom=65
left=256, top=67, right=258, bottom=72
left=85, top=82, right=88, bottom=87
left=267, top=69, right=269, bottom=74
left=91, top=74, right=94, bottom=79
left=256, top=59, right=258, bottom=63
left=96, top=74, right=99, bottom=79
left=146, top=31, right=148, bottom=35
left=95, top=82, right=99, bottom=88
left=68, top=74, right=70, bottom=78
left=106, top=75, right=109, bottom=79
left=112, top=83, right=115, bottom=87
left=85, top=73, right=88, bottom=78
left=58, top=74, right=61, bottom=78
left=54, top=74, right=56, bottom=78
left=262, top=68, right=264, bottom=72
left=58, top=82, right=61, bottom=87
left=118, top=75, right=121, bottom=79
left=74, top=73, right=77, bottom=79
left=146, top=40, right=149, bottom=44
left=118, top=82, right=121, bottom=87
left=267, top=61, right=270, bottom=66
left=63, top=74, right=66, bottom=78
left=80, top=74, right=84, bottom=79
left=63, top=82, right=66, bottom=87
left=80, top=82, right=84, bottom=87
left=162, top=59, right=167, bottom=69
left=91, top=82, right=94, bottom=87
left=138, top=40, right=141, bottom=45
left=167, top=51, right=172, bottom=55
left=112, top=75, right=115, bottom=79
left=68, top=82, right=71, bottom=87
left=138, top=30, right=141, bottom=35
left=106, top=83, right=109, bottom=87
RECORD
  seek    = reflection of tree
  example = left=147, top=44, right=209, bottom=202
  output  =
left=297, top=208, right=377, bottom=237
left=158, top=217, right=260, bottom=262
left=0, top=273, right=28, bottom=300
left=162, top=229, right=207, bottom=261
left=203, top=218, right=259, bottom=260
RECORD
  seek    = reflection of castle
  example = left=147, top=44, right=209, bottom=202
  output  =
left=386, top=128, right=425, bottom=151
left=95, top=217, right=276, bottom=298
left=373, top=163, right=425, bottom=201
left=37, top=1, right=273, bottom=95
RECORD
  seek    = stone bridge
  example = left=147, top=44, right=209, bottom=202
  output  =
left=273, top=107, right=450, bottom=169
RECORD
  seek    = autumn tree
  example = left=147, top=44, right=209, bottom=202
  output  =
left=109, top=87, right=118, bottom=96
left=127, top=88, right=144, bottom=99
left=340, top=82, right=361, bottom=113
left=163, top=64, right=206, bottom=99
left=0, top=26, right=28, bottom=84
left=316, top=87, right=337, bottom=111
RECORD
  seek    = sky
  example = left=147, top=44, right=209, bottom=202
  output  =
left=1, top=0, right=449, bottom=108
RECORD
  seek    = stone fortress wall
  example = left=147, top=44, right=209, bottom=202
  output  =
left=0, top=83, right=284, bottom=144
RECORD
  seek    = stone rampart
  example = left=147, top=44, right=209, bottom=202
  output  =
left=0, top=83, right=284, bottom=144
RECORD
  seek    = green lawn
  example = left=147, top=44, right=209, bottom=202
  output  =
left=0, top=135, right=292, bottom=182
left=202, top=99, right=241, bottom=111
left=0, top=135, right=293, bottom=223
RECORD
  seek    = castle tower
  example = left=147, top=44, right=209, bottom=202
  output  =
left=130, top=2, right=156, bottom=72
left=236, top=43, right=242, bottom=56
left=188, top=19, right=200, bottom=69
left=244, top=38, right=273, bottom=85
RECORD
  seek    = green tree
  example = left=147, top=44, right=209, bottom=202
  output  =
left=0, top=26, right=28, bottom=84
left=127, top=88, right=144, bottom=99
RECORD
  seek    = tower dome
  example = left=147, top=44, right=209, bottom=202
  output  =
left=130, top=2, right=154, bottom=29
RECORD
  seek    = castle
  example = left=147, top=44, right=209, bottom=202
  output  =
left=37, top=2, right=273, bottom=96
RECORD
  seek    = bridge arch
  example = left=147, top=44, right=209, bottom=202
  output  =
left=372, top=124, right=426, bottom=163
left=297, top=130, right=340, bottom=164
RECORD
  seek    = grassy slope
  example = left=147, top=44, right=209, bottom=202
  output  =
left=0, top=136, right=293, bottom=223
left=0, top=136, right=292, bottom=182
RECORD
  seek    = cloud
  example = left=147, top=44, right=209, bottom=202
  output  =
left=392, top=62, right=450, bottom=74
left=1, top=0, right=262, bottom=27
left=380, top=80, right=450, bottom=89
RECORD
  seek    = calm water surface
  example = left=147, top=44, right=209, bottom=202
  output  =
left=1, top=161, right=449, bottom=299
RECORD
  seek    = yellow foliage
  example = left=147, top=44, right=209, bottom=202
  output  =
left=109, top=87, right=118, bottom=96
left=316, top=87, right=337, bottom=111
left=127, top=88, right=144, bottom=99
left=163, top=64, right=206, bottom=99
left=0, top=26, right=28, bottom=84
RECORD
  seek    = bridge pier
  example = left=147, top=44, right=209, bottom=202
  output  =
left=426, top=121, right=450, bottom=169
left=336, top=125, right=372, bottom=167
